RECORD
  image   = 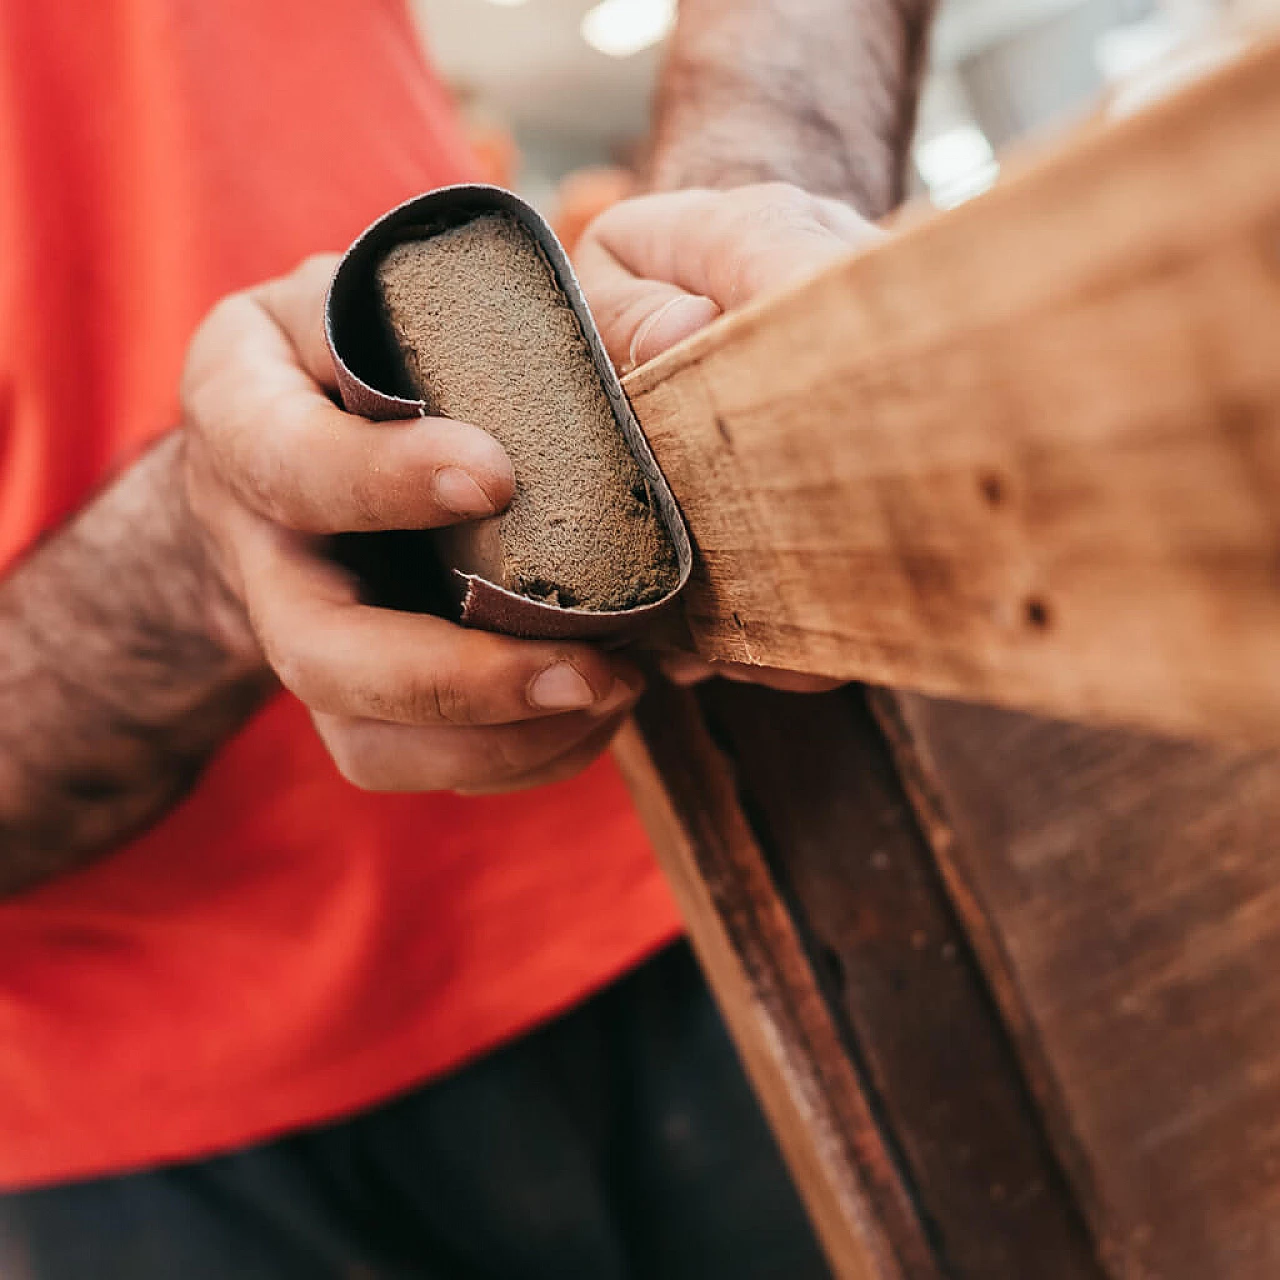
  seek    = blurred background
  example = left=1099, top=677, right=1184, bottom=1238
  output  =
left=412, top=0, right=1235, bottom=216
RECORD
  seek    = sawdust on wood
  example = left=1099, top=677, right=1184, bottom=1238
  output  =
left=376, top=213, right=678, bottom=612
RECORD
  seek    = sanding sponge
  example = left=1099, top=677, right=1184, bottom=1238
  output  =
left=375, top=214, right=679, bottom=614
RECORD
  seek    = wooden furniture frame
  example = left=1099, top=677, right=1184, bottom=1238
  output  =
left=614, top=36, right=1280, bottom=1280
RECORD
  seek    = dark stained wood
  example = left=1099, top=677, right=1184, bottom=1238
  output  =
left=701, top=683, right=1105, bottom=1280
left=614, top=683, right=938, bottom=1280
left=885, top=692, right=1280, bottom=1280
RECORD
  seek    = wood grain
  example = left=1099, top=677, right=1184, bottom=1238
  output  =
left=610, top=32, right=1280, bottom=1280
left=698, top=682, right=1105, bottom=1280
left=623, top=37, right=1280, bottom=742
left=885, top=692, right=1280, bottom=1279
left=614, top=684, right=938, bottom=1280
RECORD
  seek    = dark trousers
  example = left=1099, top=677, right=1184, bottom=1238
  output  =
left=0, top=943, right=829, bottom=1279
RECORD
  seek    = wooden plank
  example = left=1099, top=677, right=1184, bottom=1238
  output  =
left=882, top=691, right=1280, bottom=1279
left=613, top=685, right=938, bottom=1280
left=698, top=682, right=1105, bottom=1280
left=610, top=32, right=1280, bottom=1280
left=623, top=37, right=1280, bottom=742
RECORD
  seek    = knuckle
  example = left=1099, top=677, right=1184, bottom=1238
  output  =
left=487, top=729, right=536, bottom=778
left=198, top=292, right=250, bottom=343
left=345, top=471, right=389, bottom=531
left=416, top=672, right=475, bottom=726
left=482, top=724, right=557, bottom=782
left=584, top=199, right=626, bottom=239
left=298, top=251, right=340, bottom=280
left=180, top=294, right=248, bottom=413
left=326, top=728, right=383, bottom=791
left=261, top=636, right=317, bottom=704
left=595, top=287, right=642, bottom=336
left=746, top=180, right=810, bottom=208
left=729, top=184, right=822, bottom=237
left=744, top=202, right=809, bottom=236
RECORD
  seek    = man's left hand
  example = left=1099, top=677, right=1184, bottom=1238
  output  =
left=575, top=183, right=883, bottom=690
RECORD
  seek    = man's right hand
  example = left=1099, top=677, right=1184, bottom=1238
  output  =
left=179, top=255, right=642, bottom=795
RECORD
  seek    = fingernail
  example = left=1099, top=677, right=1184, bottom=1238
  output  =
left=528, top=662, right=597, bottom=711
left=435, top=467, right=496, bottom=518
left=629, top=295, right=720, bottom=370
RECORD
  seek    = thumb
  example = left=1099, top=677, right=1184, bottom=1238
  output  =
left=575, top=237, right=722, bottom=372
left=576, top=185, right=880, bottom=373
left=625, top=291, right=724, bottom=370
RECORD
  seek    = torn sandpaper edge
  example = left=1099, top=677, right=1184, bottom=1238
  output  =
left=324, top=184, right=692, bottom=642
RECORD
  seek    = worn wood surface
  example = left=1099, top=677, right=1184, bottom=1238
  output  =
left=698, top=683, right=1105, bottom=1280
left=613, top=687, right=936, bottom=1280
left=616, top=680, right=1117, bottom=1279
left=881, top=693, right=1280, bottom=1280
left=623, top=37, right=1280, bottom=742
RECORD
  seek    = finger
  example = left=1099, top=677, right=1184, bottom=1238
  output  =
left=660, top=652, right=719, bottom=687
left=662, top=185, right=873, bottom=303
left=184, top=285, right=514, bottom=534
left=716, top=663, right=844, bottom=693
left=660, top=652, right=842, bottom=693
left=456, top=715, right=629, bottom=795
left=581, top=185, right=884, bottom=367
left=576, top=234, right=721, bottom=370
left=231, top=503, right=643, bottom=726
left=808, top=193, right=884, bottom=242
left=313, top=708, right=628, bottom=794
left=253, top=253, right=343, bottom=388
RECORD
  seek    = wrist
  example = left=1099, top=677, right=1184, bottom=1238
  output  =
left=646, top=0, right=936, bottom=218
left=162, top=431, right=266, bottom=678
left=647, top=59, right=887, bottom=212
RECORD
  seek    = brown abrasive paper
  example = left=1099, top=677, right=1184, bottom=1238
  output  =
left=325, top=185, right=691, bottom=641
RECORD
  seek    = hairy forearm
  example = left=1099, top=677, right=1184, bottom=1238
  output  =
left=0, top=433, right=271, bottom=893
left=650, top=0, right=937, bottom=216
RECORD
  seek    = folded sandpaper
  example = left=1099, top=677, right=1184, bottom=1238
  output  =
left=325, top=185, right=691, bottom=641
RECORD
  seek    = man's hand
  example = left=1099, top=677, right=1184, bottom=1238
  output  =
left=577, top=183, right=880, bottom=371
left=575, top=183, right=882, bottom=688
left=180, top=255, right=641, bottom=794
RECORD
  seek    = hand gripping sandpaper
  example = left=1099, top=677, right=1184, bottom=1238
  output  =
left=325, top=185, right=691, bottom=641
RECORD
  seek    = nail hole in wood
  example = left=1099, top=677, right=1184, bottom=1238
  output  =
left=1024, top=596, right=1052, bottom=631
left=978, top=470, right=1006, bottom=507
left=731, top=611, right=745, bottom=629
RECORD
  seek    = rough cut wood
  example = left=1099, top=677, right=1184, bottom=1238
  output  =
left=623, top=37, right=1280, bottom=743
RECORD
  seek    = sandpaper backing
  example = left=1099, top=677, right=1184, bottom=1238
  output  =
left=325, top=185, right=691, bottom=641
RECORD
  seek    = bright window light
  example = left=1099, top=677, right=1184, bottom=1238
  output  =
left=1095, top=16, right=1183, bottom=82
left=915, top=124, right=995, bottom=189
left=581, top=0, right=676, bottom=58
left=914, top=123, right=999, bottom=208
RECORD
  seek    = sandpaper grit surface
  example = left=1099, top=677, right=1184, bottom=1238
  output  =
left=376, top=214, right=678, bottom=612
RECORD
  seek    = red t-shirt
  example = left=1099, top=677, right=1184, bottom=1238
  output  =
left=0, top=0, right=681, bottom=1187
